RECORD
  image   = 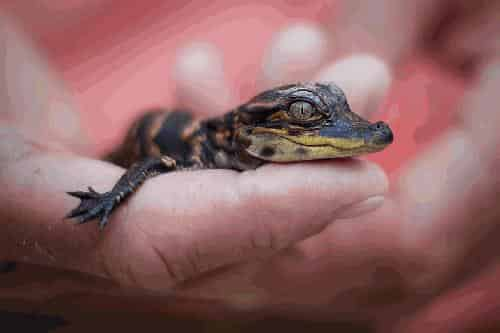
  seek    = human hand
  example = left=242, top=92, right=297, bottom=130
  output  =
left=3, top=1, right=499, bottom=330
left=0, top=13, right=387, bottom=305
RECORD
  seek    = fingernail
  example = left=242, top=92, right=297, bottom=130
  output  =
left=335, top=195, right=385, bottom=219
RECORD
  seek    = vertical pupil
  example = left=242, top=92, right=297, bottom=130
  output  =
left=299, top=103, right=308, bottom=117
left=290, top=101, right=312, bottom=120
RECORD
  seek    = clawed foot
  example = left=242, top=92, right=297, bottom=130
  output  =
left=65, top=186, right=118, bottom=229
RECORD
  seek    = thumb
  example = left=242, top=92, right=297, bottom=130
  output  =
left=98, top=159, right=388, bottom=290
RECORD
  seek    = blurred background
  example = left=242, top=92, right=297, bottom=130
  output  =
left=1, top=0, right=463, bottom=176
left=0, top=0, right=465, bottom=331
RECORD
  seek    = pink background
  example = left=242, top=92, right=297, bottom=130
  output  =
left=3, top=0, right=463, bottom=177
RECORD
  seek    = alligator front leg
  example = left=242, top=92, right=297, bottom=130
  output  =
left=66, top=156, right=177, bottom=229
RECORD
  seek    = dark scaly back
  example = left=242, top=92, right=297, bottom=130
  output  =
left=105, top=109, right=197, bottom=168
left=104, top=108, right=249, bottom=170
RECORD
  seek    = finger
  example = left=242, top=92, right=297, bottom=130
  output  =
left=97, top=159, right=387, bottom=291
left=0, top=137, right=119, bottom=275
left=0, top=142, right=388, bottom=291
left=315, top=54, right=392, bottom=118
left=226, top=197, right=404, bottom=317
left=0, top=123, right=388, bottom=291
left=395, top=61, right=500, bottom=288
left=0, top=13, right=90, bottom=155
left=259, top=22, right=329, bottom=88
left=172, top=42, right=234, bottom=116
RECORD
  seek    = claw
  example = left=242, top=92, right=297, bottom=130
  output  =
left=98, top=213, right=110, bottom=230
left=74, top=212, right=102, bottom=224
left=64, top=206, right=86, bottom=219
left=65, top=188, right=117, bottom=229
left=66, top=191, right=95, bottom=199
left=88, top=186, right=99, bottom=194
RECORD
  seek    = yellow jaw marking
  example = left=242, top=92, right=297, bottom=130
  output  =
left=240, top=127, right=384, bottom=162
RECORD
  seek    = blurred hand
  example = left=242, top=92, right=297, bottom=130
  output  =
left=172, top=1, right=500, bottom=332
left=185, top=1, right=498, bottom=332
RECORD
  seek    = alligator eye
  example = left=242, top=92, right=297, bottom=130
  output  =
left=289, top=101, right=314, bottom=121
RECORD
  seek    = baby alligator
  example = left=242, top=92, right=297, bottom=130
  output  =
left=66, top=82, right=393, bottom=229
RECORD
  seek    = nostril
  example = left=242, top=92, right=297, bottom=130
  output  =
left=371, top=121, right=393, bottom=144
left=372, top=121, right=385, bottom=131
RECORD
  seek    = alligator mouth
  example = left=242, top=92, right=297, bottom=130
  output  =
left=238, top=127, right=392, bottom=162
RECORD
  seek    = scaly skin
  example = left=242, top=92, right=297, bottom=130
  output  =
left=66, top=82, right=393, bottom=229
